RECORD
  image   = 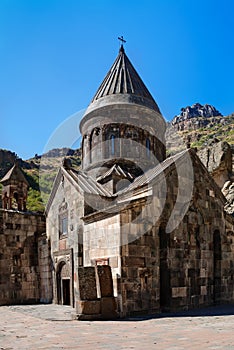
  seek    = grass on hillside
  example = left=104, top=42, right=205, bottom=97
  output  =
left=25, top=153, right=81, bottom=212
left=168, top=117, right=234, bottom=153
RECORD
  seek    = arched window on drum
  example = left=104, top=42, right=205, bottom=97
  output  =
left=111, top=134, right=115, bottom=155
left=146, top=138, right=151, bottom=158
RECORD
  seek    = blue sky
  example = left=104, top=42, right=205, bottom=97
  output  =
left=1, top=0, right=234, bottom=159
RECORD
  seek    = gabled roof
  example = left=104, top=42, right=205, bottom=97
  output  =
left=67, top=168, right=114, bottom=197
left=96, top=164, right=134, bottom=183
left=90, top=45, right=161, bottom=113
left=0, top=163, right=29, bottom=185
left=45, top=166, right=115, bottom=215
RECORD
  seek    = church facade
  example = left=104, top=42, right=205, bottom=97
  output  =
left=46, top=45, right=234, bottom=318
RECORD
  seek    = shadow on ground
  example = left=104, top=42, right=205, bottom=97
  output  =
left=4, top=303, right=234, bottom=322
left=124, top=304, right=234, bottom=321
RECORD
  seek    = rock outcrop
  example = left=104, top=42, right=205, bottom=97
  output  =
left=222, top=181, right=234, bottom=215
left=172, top=103, right=223, bottom=131
left=42, top=147, right=81, bottom=158
left=0, top=149, right=34, bottom=179
left=197, top=140, right=232, bottom=188
left=174, top=103, right=222, bottom=121
left=197, top=140, right=234, bottom=215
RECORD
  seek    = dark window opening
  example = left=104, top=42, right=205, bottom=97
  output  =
left=146, top=138, right=150, bottom=157
left=13, top=192, right=18, bottom=201
left=62, top=217, right=68, bottom=235
left=59, top=213, right=68, bottom=238
left=111, top=135, right=115, bottom=155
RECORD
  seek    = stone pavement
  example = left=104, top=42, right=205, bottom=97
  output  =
left=0, top=304, right=234, bottom=349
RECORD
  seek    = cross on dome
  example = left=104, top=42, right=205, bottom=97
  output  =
left=118, top=35, right=126, bottom=48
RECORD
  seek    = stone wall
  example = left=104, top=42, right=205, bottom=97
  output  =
left=223, top=215, right=234, bottom=302
left=117, top=152, right=234, bottom=316
left=120, top=203, right=160, bottom=317
left=38, top=235, right=53, bottom=303
left=0, top=209, right=50, bottom=305
left=82, top=213, right=121, bottom=301
left=159, top=154, right=234, bottom=311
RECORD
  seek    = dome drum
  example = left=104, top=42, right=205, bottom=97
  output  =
left=82, top=121, right=166, bottom=174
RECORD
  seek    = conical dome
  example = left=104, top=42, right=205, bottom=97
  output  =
left=80, top=45, right=165, bottom=135
left=89, top=45, right=161, bottom=113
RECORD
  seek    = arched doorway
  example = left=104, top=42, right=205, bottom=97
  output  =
left=57, top=261, right=71, bottom=306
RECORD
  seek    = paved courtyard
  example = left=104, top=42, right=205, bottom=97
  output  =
left=0, top=304, right=234, bottom=349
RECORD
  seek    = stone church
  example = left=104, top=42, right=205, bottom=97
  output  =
left=46, top=44, right=234, bottom=318
left=1, top=44, right=234, bottom=319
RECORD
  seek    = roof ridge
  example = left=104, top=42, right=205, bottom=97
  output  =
left=96, top=164, right=134, bottom=183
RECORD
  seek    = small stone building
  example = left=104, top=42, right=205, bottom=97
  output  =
left=0, top=163, right=52, bottom=305
left=46, top=45, right=234, bottom=318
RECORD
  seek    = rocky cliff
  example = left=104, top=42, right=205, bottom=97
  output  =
left=167, top=104, right=234, bottom=215
left=172, top=103, right=223, bottom=131
left=0, top=149, right=36, bottom=179
left=197, top=140, right=232, bottom=188
left=196, top=140, right=234, bottom=215
left=38, top=147, right=81, bottom=159
left=222, top=180, right=234, bottom=215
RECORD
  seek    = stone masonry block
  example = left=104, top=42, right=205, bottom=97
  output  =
left=76, top=299, right=101, bottom=315
left=172, top=287, right=187, bottom=298
left=109, top=256, right=118, bottom=268
left=97, top=265, right=114, bottom=297
left=100, top=297, right=117, bottom=319
left=78, top=266, right=97, bottom=300
left=123, top=256, right=145, bottom=267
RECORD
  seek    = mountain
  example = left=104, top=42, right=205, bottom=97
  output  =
left=172, top=102, right=222, bottom=126
left=166, top=105, right=234, bottom=155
